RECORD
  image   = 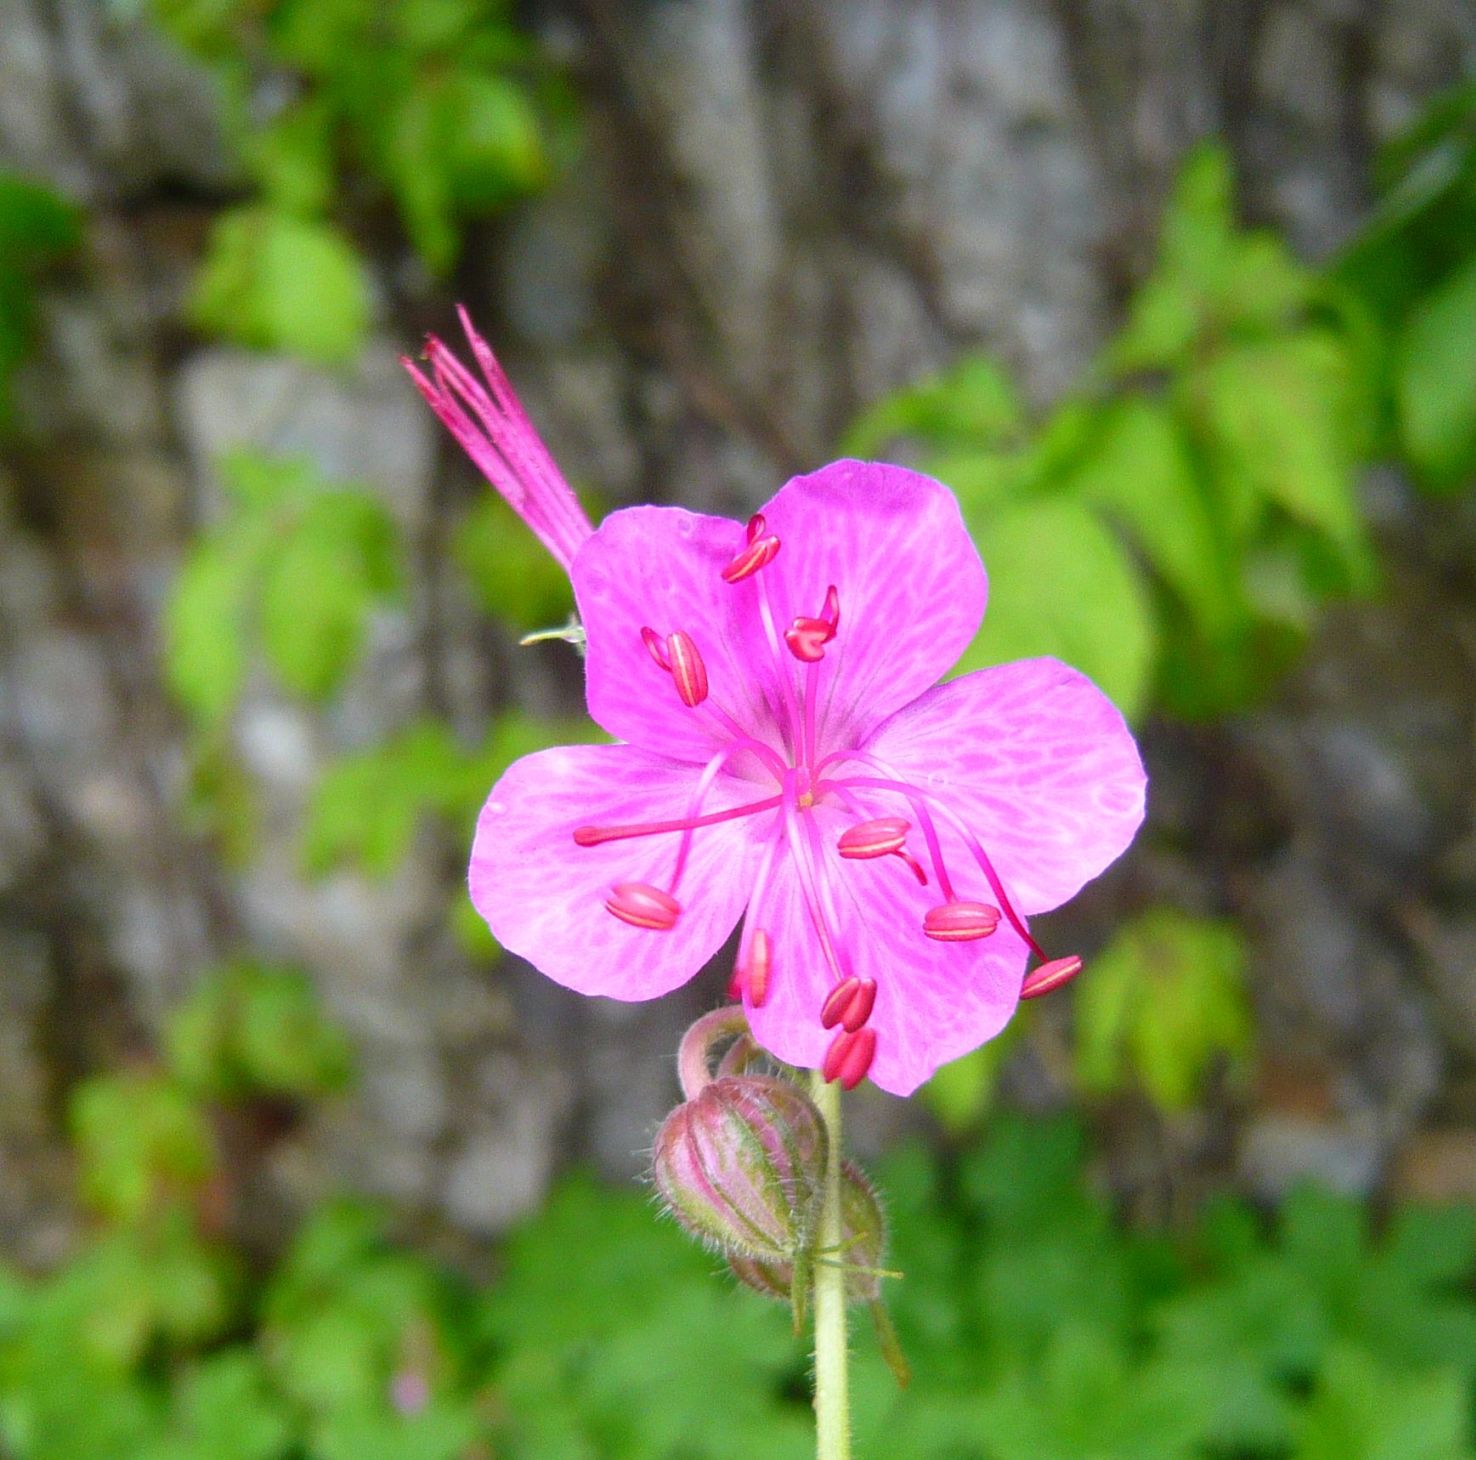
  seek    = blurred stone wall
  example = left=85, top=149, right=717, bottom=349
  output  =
left=0, top=0, right=1473, bottom=1260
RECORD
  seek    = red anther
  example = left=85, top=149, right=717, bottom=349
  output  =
left=820, top=976, right=862, bottom=1030
left=726, top=967, right=743, bottom=1002
left=745, top=512, right=767, bottom=543
left=605, top=882, right=681, bottom=931
left=721, top=533, right=781, bottom=583
left=666, top=631, right=709, bottom=707
left=837, top=817, right=910, bottom=860
left=841, top=977, right=877, bottom=1032
left=1020, top=954, right=1084, bottom=1000
left=923, top=901, right=1001, bottom=942
left=784, top=616, right=836, bottom=663
left=748, top=929, right=772, bottom=1008
left=891, top=847, right=929, bottom=886
left=821, top=584, right=840, bottom=631
left=640, top=626, right=670, bottom=670
left=823, top=1027, right=877, bottom=1090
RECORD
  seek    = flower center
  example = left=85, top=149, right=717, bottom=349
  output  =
left=572, top=511, right=1080, bottom=1087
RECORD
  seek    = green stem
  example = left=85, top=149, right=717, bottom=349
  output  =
left=810, top=1072, right=851, bottom=1460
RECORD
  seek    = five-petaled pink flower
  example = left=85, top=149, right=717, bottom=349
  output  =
left=405, top=313, right=1147, bottom=1096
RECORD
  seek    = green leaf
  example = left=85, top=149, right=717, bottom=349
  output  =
left=167, top=961, right=354, bottom=1099
left=1193, top=332, right=1371, bottom=572
left=218, top=451, right=318, bottom=512
left=1397, top=254, right=1476, bottom=490
left=244, top=102, right=335, bottom=215
left=70, top=1072, right=216, bottom=1224
left=453, top=494, right=575, bottom=631
left=1109, top=270, right=1202, bottom=372
left=975, top=1325, right=1212, bottom=1460
left=956, top=497, right=1157, bottom=721
left=1068, top=395, right=1239, bottom=640
left=191, top=207, right=369, bottom=363
left=173, top=458, right=402, bottom=713
left=140, top=1351, right=292, bottom=1460
left=1293, top=1348, right=1475, bottom=1460
left=385, top=84, right=460, bottom=273
left=164, top=532, right=262, bottom=726
left=447, top=72, right=548, bottom=205
left=842, top=354, right=1024, bottom=457
left=303, top=715, right=590, bottom=880
left=1074, top=908, right=1252, bottom=1112
left=1158, top=143, right=1237, bottom=289
left=312, top=1401, right=485, bottom=1460
left=0, top=171, right=82, bottom=261
left=259, top=501, right=377, bottom=699
left=301, top=720, right=465, bottom=879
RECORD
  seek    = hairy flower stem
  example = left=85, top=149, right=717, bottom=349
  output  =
left=810, top=1072, right=851, bottom=1460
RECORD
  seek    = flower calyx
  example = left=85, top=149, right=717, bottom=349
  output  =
left=652, top=1073, right=829, bottom=1268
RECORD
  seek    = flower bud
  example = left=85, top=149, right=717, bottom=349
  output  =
left=652, top=1075, right=828, bottom=1262
left=728, top=1160, right=887, bottom=1304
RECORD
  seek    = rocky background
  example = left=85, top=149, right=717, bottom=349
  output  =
left=0, top=0, right=1474, bottom=1264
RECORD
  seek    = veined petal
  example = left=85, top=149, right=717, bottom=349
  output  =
left=470, top=743, right=768, bottom=999
left=573, top=507, right=781, bottom=765
left=754, top=461, right=987, bottom=752
left=742, top=800, right=1027, bottom=1096
left=864, top=657, right=1147, bottom=916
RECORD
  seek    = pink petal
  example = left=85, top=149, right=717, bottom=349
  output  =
left=572, top=506, right=782, bottom=765
left=470, top=743, right=768, bottom=999
left=754, top=461, right=987, bottom=753
left=741, top=800, right=1027, bottom=1096
left=864, top=657, right=1147, bottom=917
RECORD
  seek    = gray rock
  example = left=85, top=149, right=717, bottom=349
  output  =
left=174, top=346, right=436, bottom=527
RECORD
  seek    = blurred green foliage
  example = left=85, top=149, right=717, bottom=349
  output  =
left=148, top=0, right=559, bottom=360
left=847, top=144, right=1378, bottom=721
left=1337, top=77, right=1476, bottom=492
left=302, top=712, right=591, bottom=883
left=1074, top=909, right=1253, bottom=1112
left=301, top=711, right=596, bottom=960
left=0, top=172, right=80, bottom=428
left=165, top=452, right=403, bottom=727
left=9, top=1009, right=1476, bottom=1460
left=452, top=494, right=575, bottom=635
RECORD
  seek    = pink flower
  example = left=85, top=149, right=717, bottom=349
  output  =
left=407, top=318, right=1147, bottom=1096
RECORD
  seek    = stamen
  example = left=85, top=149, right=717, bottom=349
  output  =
left=822, top=1027, right=877, bottom=1090
left=666, top=631, right=709, bottom=708
left=784, top=617, right=835, bottom=663
left=640, top=626, right=711, bottom=709
left=721, top=514, right=782, bottom=583
left=573, top=793, right=783, bottom=847
left=820, top=976, right=877, bottom=1032
left=821, top=751, right=1044, bottom=958
left=1020, top=954, right=1083, bottom=1000
left=641, top=626, right=669, bottom=670
left=605, top=882, right=680, bottom=930
left=733, top=825, right=785, bottom=1006
left=823, top=775, right=956, bottom=902
left=784, top=583, right=841, bottom=664
left=891, top=848, right=929, bottom=886
left=746, top=929, right=772, bottom=1007
left=837, top=817, right=909, bottom=860
left=923, top=901, right=1000, bottom=942
left=784, top=802, right=848, bottom=986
